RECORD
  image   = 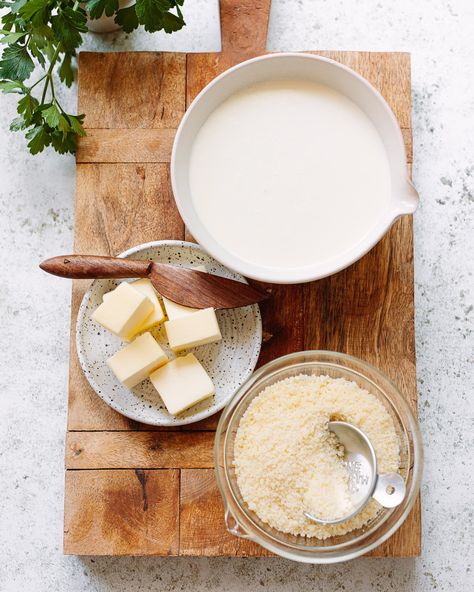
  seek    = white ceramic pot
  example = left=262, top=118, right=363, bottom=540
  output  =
left=171, top=53, right=419, bottom=284
left=86, top=0, right=133, bottom=33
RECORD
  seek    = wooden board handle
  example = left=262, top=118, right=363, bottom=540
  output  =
left=39, top=255, right=152, bottom=279
left=219, top=0, right=271, bottom=54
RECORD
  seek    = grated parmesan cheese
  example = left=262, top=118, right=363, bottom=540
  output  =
left=233, top=374, right=400, bottom=539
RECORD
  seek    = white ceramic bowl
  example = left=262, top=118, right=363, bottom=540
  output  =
left=171, top=52, right=418, bottom=284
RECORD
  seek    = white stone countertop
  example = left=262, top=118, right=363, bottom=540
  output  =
left=1, top=0, right=473, bottom=590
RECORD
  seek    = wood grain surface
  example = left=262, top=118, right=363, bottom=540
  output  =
left=180, top=469, right=273, bottom=556
left=64, top=0, right=420, bottom=557
left=40, top=254, right=152, bottom=279
left=66, top=431, right=215, bottom=469
left=64, top=469, right=179, bottom=555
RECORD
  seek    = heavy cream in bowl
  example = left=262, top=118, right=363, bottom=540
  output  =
left=172, top=53, right=418, bottom=283
left=189, top=80, right=391, bottom=271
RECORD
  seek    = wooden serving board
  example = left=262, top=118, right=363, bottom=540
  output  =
left=64, top=0, right=420, bottom=557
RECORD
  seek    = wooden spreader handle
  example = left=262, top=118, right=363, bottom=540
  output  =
left=39, top=255, right=152, bottom=279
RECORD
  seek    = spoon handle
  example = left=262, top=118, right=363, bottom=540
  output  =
left=372, top=473, right=406, bottom=508
left=39, top=255, right=152, bottom=279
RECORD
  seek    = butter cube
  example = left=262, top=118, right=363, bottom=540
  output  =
left=149, top=353, right=214, bottom=415
left=92, top=282, right=153, bottom=341
left=105, top=280, right=165, bottom=332
left=107, top=332, right=168, bottom=389
left=165, top=307, right=222, bottom=352
left=129, top=279, right=165, bottom=332
left=162, top=265, right=207, bottom=320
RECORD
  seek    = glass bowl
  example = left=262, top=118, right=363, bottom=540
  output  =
left=214, top=351, right=423, bottom=563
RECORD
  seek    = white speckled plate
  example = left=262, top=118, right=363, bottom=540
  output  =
left=76, top=241, right=262, bottom=426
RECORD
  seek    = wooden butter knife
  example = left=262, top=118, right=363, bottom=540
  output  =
left=39, top=255, right=268, bottom=310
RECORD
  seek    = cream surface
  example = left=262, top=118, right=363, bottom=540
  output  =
left=189, top=80, right=391, bottom=270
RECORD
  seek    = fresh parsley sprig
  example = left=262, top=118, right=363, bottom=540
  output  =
left=0, top=0, right=185, bottom=155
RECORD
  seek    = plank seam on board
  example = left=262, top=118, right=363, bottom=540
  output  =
left=177, top=468, right=182, bottom=555
left=75, top=127, right=412, bottom=164
left=66, top=468, right=183, bottom=471
left=65, top=468, right=215, bottom=471
left=78, top=127, right=178, bottom=131
left=67, top=429, right=218, bottom=432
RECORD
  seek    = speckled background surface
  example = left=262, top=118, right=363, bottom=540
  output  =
left=0, top=1, right=473, bottom=590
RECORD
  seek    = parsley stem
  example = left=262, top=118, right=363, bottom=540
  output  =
left=29, top=74, right=47, bottom=91
left=42, top=1, right=81, bottom=113
left=40, top=43, right=61, bottom=103
left=40, top=76, right=49, bottom=103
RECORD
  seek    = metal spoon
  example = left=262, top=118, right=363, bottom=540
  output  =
left=304, top=421, right=406, bottom=525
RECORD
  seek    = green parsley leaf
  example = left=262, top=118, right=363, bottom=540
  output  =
left=10, top=116, right=26, bottom=130
left=30, top=24, right=54, bottom=48
left=85, top=0, right=118, bottom=19
left=135, top=0, right=184, bottom=33
left=1, top=12, right=17, bottom=32
left=0, top=43, right=34, bottom=80
left=29, top=41, right=46, bottom=67
left=0, top=31, right=28, bottom=44
left=68, top=113, right=86, bottom=136
left=18, top=0, right=50, bottom=21
left=17, top=92, right=38, bottom=122
left=58, top=52, right=74, bottom=87
left=114, top=5, right=139, bottom=33
left=57, top=113, right=70, bottom=135
left=135, top=0, right=163, bottom=32
left=50, top=128, right=76, bottom=153
left=0, top=79, right=26, bottom=93
left=51, top=7, right=87, bottom=51
left=161, top=10, right=184, bottom=33
left=10, top=0, right=28, bottom=13
left=26, top=124, right=50, bottom=154
left=42, top=38, right=56, bottom=61
left=42, top=103, right=60, bottom=127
